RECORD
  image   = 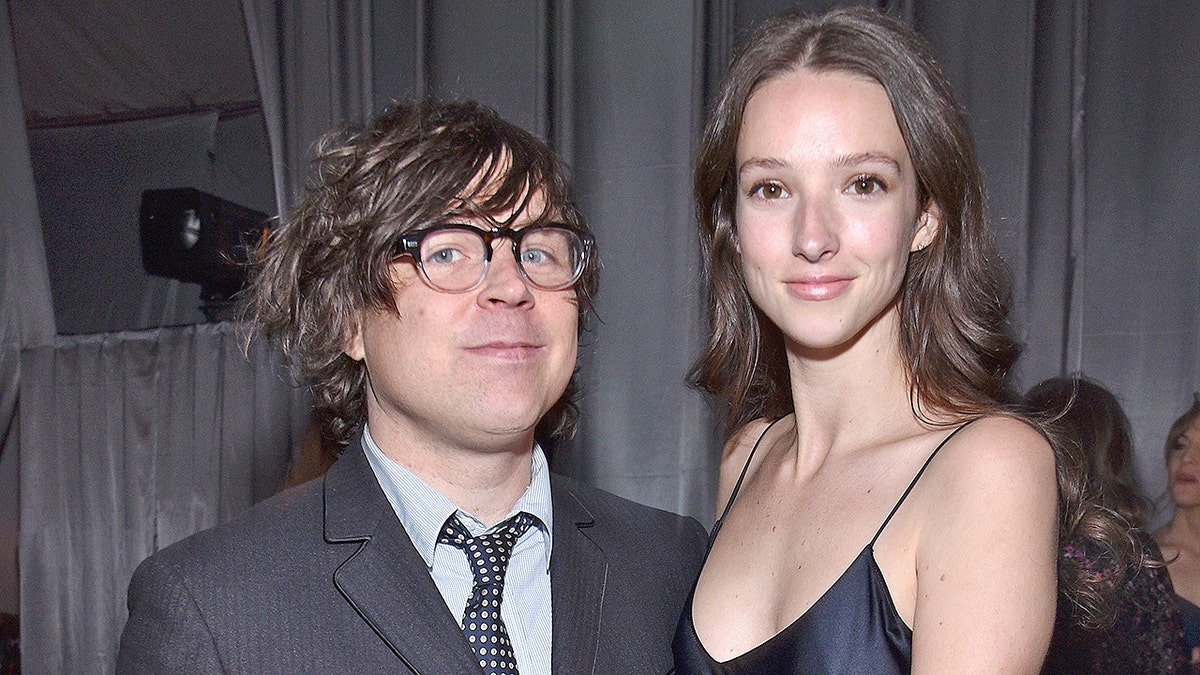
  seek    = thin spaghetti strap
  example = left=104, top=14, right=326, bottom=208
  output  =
left=715, top=416, right=788, bottom=525
left=868, top=420, right=976, bottom=547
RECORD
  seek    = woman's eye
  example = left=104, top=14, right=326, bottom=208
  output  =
left=749, top=181, right=788, bottom=199
left=849, top=175, right=886, bottom=195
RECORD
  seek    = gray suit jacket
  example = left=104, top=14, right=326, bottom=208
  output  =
left=117, top=438, right=708, bottom=673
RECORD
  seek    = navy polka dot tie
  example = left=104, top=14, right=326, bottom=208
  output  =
left=439, top=512, right=535, bottom=675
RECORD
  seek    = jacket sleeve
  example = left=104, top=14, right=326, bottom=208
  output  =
left=116, top=554, right=224, bottom=674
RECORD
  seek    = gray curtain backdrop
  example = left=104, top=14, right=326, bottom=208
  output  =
left=6, top=0, right=1199, bottom=671
left=18, top=324, right=309, bottom=672
left=0, top=0, right=55, bottom=630
left=243, top=0, right=375, bottom=212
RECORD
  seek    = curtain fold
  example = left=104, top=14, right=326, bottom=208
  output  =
left=0, top=0, right=56, bottom=352
left=1, top=0, right=57, bottom=627
left=241, top=0, right=293, bottom=215
left=551, top=1, right=719, bottom=522
left=18, top=324, right=308, bottom=673
left=242, top=0, right=374, bottom=215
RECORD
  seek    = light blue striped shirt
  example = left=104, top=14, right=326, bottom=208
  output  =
left=361, top=425, right=554, bottom=675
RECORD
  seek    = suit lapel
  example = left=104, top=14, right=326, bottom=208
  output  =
left=324, top=440, right=482, bottom=675
left=549, top=478, right=607, bottom=675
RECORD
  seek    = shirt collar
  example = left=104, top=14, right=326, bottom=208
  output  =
left=360, top=424, right=554, bottom=572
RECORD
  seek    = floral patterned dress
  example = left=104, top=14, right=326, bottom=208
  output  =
left=1042, top=530, right=1189, bottom=674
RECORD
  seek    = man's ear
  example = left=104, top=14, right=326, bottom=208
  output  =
left=344, top=319, right=366, bottom=362
left=910, top=203, right=941, bottom=252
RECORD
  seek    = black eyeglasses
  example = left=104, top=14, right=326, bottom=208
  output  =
left=395, top=223, right=593, bottom=293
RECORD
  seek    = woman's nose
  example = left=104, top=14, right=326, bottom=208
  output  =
left=791, top=197, right=838, bottom=262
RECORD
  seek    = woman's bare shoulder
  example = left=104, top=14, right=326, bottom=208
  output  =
left=917, top=414, right=1058, bottom=537
left=934, top=414, right=1055, bottom=483
left=721, top=418, right=775, bottom=463
left=715, top=417, right=783, bottom=513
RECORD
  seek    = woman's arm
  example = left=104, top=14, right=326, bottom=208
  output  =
left=910, top=416, right=1059, bottom=673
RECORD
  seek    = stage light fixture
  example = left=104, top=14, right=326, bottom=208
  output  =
left=139, top=188, right=270, bottom=321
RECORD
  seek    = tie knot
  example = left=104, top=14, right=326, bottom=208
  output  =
left=438, top=512, right=536, bottom=573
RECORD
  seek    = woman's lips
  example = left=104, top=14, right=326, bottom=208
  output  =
left=1176, top=472, right=1198, bottom=485
left=785, top=277, right=852, bottom=301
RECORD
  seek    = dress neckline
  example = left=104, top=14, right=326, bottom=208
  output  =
left=690, top=419, right=974, bottom=664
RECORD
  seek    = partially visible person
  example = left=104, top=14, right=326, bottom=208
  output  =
left=117, top=97, right=708, bottom=673
left=1026, top=376, right=1188, bottom=673
left=275, top=408, right=340, bottom=491
left=1157, top=394, right=1200, bottom=668
left=674, top=7, right=1059, bottom=673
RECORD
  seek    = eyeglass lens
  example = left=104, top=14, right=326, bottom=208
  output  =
left=417, top=226, right=584, bottom=292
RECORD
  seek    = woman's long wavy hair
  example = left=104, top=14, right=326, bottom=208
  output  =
left=239, top=98, right=597, bottom=450
left=1025, top=376, right=1153, bottom=630
left=690, top=5, right=1132, bottom=635
left=689, top=7, right=1017, bottom=433
left=1027, top=376, right=1149, bottom=526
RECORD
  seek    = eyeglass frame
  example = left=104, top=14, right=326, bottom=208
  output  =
left=394, top=221, right=595, bottom=293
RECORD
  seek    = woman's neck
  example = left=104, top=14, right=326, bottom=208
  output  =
left=783, top=316, right=928, bottom=462
left=1167, top=506, right=1200, bottom=546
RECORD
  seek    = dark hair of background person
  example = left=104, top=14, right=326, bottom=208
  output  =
left=239, top=97, right=598, bottom=452
left=1026, top=375, right=1150, bottom=528
left=688, top=6, right=1018, bottom=434
left=687, top=6, right=1131, bottom=647
left=1024, top=376, right=1188, bottom=672
left=1022, top=377, right=1148, bottom=626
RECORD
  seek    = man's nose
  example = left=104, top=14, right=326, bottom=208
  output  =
left=477, top=240, right=534, bottom=306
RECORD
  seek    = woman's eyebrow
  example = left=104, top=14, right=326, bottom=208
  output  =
left=737, top=156, right=788, bottom=178
left=831, top=152, right=903, bottom=172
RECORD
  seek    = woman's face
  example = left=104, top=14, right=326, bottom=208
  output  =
left=733, top=68, right=937, bottom=355
left=1168, top=416, right=1200, bottom=508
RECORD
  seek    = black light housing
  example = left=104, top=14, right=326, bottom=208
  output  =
left=139, top=188, right=270, bottom=321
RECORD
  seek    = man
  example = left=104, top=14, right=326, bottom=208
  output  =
left=117, top=98, right=708, bottom=674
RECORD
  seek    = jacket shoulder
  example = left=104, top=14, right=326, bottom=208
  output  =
left=550, top=472, right=708, bottom=563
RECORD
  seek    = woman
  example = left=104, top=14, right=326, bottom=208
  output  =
left=673, top=8, right=1059, bottom=672
left=1156, top=394, right=1200, bottom=666
left=1026, top=376, right=1188, bottom=673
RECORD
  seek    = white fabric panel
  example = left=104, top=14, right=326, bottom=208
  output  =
left=18, top=324, right=308, bottom=672
left=1, top=0, right=56, bottom=618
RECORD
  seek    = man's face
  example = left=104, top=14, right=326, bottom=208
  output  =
left=344, top=189, right=579, bottom=459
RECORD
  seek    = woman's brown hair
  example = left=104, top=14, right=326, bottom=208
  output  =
left=689, top=6, right=1017, bottom=431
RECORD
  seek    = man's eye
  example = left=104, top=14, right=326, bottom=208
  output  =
left=521, top=249, right=549, bottom=265
left=426, top=247, right=464, bottom=264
